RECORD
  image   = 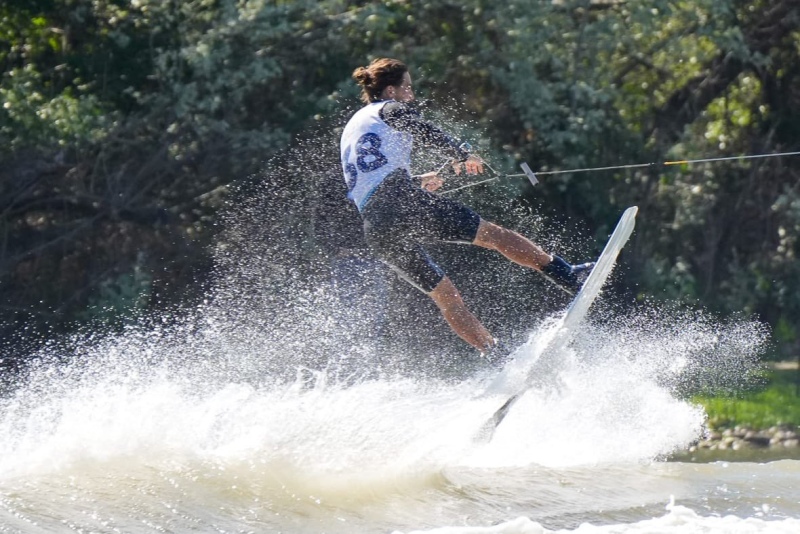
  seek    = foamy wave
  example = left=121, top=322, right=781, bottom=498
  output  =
left=395, top=501, right=800, bottom=533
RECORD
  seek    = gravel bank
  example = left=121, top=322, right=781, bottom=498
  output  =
left=690, top=425, right=800, bottom=452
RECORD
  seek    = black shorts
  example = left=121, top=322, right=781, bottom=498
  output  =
left=361, top=170, right=481, bottom=292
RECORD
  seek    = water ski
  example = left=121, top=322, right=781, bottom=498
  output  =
left=476, top=206, right=638, bottom=442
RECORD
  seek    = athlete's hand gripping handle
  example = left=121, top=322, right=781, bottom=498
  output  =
left=453, top=154, right=485, bottom=175
left=419, top=171, right=444, bottom=192
left=450, top=143, right=485, bottom=176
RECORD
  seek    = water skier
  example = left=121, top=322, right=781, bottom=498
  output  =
left=340, top=58, right=593, bottom=360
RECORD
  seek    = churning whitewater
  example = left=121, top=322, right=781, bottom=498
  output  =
left=2, top=283, right=787, bottom=533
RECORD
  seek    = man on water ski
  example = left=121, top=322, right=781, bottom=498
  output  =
left=340, top=58, right=593, bottom=360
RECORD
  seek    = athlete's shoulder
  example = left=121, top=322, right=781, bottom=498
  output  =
left=380, top=100, right=417, bottom=119
left=344, top=102, right=384, bottom=131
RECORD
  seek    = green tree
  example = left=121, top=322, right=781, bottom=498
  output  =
left=0, top=0, right=357, bottom=335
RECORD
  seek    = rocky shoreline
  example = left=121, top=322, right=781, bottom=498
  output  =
left=690, top=425, right=800, bottom=452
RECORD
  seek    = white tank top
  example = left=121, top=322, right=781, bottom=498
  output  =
left=340, top=101, right=413, bottom=211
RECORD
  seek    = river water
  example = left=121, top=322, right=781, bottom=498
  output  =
left=1, top=298, right=798, bottom=534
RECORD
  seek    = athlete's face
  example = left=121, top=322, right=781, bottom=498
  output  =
left=388, top=72, right=414, bottom=102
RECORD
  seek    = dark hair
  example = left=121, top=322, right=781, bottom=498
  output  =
left=352, top=58, right=408, bottom=104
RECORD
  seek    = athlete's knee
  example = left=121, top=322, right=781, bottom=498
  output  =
left=428, top=276, right=468, bottom=312
left=473, top=220, right=497, bottom=244
left=429, top=276, right=460, bottom=304
left=474, top=220, right=518, bottom=249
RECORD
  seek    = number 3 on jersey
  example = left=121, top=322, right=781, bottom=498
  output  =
left=345, top=133, right=388, bottom=192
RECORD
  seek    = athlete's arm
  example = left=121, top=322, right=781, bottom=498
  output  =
left=381, top=101, right=470, bottom=161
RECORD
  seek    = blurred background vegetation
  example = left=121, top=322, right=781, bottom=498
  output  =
left=2, top=0, right=799, bottom=361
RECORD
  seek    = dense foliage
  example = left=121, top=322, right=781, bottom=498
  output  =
left=2, top=0, right=799, bottom=356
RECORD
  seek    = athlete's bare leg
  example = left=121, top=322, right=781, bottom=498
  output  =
left=472, top=220, right=552, bottom=270
left=428, top=276, right=494, bottom=352
left=427, top=221, right=553, bottom=353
